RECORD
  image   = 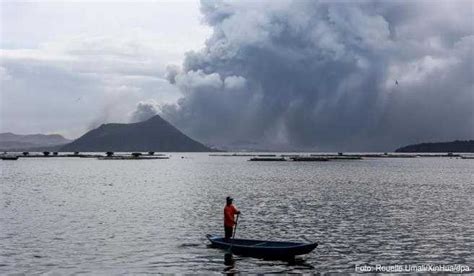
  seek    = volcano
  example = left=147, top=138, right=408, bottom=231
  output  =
left=61, top=115, right=212, bottom=152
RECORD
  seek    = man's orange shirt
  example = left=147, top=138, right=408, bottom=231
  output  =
left=224, top=204, right=238, bottom=227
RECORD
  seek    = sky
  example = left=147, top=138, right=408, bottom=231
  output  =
left=1, top=0, right=473, bottom=151
left=0, top=0, right=211, bottom=138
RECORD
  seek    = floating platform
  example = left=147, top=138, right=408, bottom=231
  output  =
left=357, top=154, right=417, bottom=158
left=249, top=157, right=286, bottom=161
left=310, top=154, right=362, bottom=160
left=0, top=152, right=170, bottom=159
left=209, top=153, right=256, bottom=157
left=290, top=157, right=329, bottom=162
left=1, top=156, right=19, bottom=160
left=97, top=156, right=170, bottom=160
left=417, top=154, right=461, bottom=158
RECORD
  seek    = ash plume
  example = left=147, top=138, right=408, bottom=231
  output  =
left=130, top=100, right=160, bottom=123
left=161, top=0, right=474, bottom=151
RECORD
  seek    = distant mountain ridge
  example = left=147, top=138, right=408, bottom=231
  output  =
left=395, top=140, right=474, bottom=152
left=0, top=132, right=71, bottom=151
left=60, top=115, right=212, bottom=152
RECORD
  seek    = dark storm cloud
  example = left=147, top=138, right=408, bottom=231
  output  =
left=161, top=0, right=474, bottom=151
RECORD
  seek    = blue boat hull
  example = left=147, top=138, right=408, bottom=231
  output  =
left=206, top=234, right=317, bottom=259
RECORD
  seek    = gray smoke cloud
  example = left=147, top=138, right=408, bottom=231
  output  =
left=161, top=0, right=474, bottom=151
left=129, top=100, right=160, bottom=123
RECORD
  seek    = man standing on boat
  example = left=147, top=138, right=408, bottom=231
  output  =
left=224, top=196, right=240, bottom=240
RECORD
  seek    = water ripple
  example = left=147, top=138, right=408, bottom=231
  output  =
left=0, top=155, right=472, bottom=273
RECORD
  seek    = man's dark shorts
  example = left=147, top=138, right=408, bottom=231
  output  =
left=225, top=226, right=233, bottom=239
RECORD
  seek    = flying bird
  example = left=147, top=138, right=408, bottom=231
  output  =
left=395, top=80, right=399, bottom=86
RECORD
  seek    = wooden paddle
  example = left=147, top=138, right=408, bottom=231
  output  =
left=232, top=213, right=239, bottom=239
left=227, top=213, right=240, bottom=254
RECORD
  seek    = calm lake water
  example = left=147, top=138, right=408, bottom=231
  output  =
left=1, top=154, right=473, bottom=274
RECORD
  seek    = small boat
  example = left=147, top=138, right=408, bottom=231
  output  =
left=206, top=234, right=317, bottom=259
